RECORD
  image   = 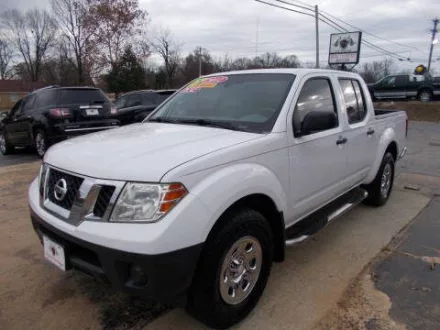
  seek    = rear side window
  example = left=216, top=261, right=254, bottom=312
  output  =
left=156, top=91, right=175, bottom=104
left=57, top=89, right=108, bottom=105
left=22, top=95, right=36, bottom=113
left=141, top=93, right=158, bottom=106
left=36, top=90, right=56, bottom=108
left=293, top=78, right=337, bottom=134
left=339, top=79, right=367, bottom=124
left=125, top=94, right=142, bottom=107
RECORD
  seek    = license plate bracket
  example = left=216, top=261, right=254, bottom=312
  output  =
left=86, top=109, right=99, bottom=116
left=43, top=235, right=66, bottom=271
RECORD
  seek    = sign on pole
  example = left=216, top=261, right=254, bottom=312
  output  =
left=328, top=31, right=362, bottom=65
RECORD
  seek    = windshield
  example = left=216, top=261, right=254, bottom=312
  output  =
left=148, top=73, right=295, bottom=133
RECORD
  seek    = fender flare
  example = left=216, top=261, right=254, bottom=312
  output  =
left=364, top=127, right=397, bottom=184
left=189, top=163, right=288, bottom=242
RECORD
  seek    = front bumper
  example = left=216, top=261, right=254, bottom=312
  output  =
left=31, top=209, right=203, bottom=305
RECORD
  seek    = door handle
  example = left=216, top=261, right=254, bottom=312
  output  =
left=336, top=136, right=347, bottom=145
left=367, top=128, right=375, bottom=136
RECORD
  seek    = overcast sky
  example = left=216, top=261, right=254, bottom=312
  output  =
left=2, top=0, right=439, bottom=72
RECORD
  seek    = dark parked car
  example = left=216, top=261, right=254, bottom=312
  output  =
left=368, top=74, right=440, bottom=102
left=0, top=86, right=119, bottom=157
left=113, top=89, right=176, bottom=125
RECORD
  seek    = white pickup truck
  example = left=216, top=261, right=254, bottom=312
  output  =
left=29, top=69, right=407, bottom=329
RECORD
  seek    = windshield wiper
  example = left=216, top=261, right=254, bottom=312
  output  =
left=174, top=119, right=240, bottom=131
left=148, top=117, right=177, bottom=123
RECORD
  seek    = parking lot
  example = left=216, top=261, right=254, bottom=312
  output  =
left=1, top=120, right=439, bottom=330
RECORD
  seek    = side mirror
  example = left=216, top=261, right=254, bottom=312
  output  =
left=0, top=111, right=9, bottom=121
left=296, top=111, right=337, bottom=136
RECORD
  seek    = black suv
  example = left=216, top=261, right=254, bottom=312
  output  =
left=0, top=86, right=119, bottom=157
left=113, top=89, right=176, bottom=125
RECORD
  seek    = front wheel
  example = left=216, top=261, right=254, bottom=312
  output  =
left=186, top=208, right=273, bottom=329
left=34, top=129, right=48, bottom=158
left=418, top=90, right=432, bottom=103
left=0, top=131, right=14, bottom=155
left=363, top=152, right=395, bottom=206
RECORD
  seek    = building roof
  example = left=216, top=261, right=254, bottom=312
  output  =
left=0, top=80, right=47, bottom=93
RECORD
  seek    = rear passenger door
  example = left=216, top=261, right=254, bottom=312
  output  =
left=338, top=78, right=376, bottom=184
left=288, top=75, right=349, bottom=220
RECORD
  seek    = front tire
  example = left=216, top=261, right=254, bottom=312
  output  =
left=0, top=131, right=14, bottom=155
left=418, top=90, right=432, bottom=103
left=186, top=208, right=273, bottom=329
left=363, top=152, right=395, bottom=206
left=34, top=129, right=48, bottom=158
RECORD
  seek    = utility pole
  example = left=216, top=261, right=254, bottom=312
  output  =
left=256, top=16, right=260, bottom=57
left=315, top=5, right=319, bottom=68
left=197, top=46, right=202, bottom=77
left=427, top=18, right=439, bottom=74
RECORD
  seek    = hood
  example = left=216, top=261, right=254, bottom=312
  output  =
left=44, top=123, right=261, bottom=181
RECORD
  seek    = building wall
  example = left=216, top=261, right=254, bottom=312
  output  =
left=0, top=92, right=28, bottom=112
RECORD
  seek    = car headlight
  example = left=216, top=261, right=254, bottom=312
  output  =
left=110, top=182, right=187, bottom=222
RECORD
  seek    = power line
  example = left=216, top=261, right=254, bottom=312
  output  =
left=255, top=0, right=413, bottom=62
left=319, top=10, right=421, bottom=51
left=254, top=0, right=314, bottom=18
left=267, top=0, right=419, bottom=60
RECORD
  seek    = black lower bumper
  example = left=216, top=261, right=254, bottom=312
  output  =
left=30, top=210, right=203, bottom=305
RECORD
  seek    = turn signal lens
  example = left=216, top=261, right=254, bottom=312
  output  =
left=160, top=183, right=187, bottom=213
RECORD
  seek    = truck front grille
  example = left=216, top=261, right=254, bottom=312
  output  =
left=93, top=185, right=116, bottom=218
left=41, top=166, right=124, bottom=226
left=47, top=169, right=84, bottom=210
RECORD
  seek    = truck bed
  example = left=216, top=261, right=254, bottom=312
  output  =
left=375, top=109, right=406, bottom=119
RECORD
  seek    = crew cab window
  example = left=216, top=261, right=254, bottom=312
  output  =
left=382, top=76, right=396, bottom=86
left=293, top=78, right=337, bottom=135
left=339, top=79, right=367, bottom=124
left=395, top=75, right=407, bottom=85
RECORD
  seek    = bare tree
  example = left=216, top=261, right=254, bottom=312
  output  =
left=0, top=38, right=14, bottom=79
left=1, top=9, right=57, bottom=82
left=51, top=0, right=97, bottom=84
left=152, top=28, right=181, bottom=88
left=86, top=0, right=148, bottom=65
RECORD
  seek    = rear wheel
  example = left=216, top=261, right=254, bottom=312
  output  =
left=418, top=90, right=432, bottom=103
left=186, top=208, right=273, bottom=329
left=34, top=129, right=48, bottom=158
left=0, top=131, right=14, bottom=155
left=363, top=152, right=395, bottom=206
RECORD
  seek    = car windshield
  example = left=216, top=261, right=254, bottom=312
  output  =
left=148, top=73, right=295, bottom=133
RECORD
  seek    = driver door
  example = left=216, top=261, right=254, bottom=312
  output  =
left=287, top=75, right=349, bottom=223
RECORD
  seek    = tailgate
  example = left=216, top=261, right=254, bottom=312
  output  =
left=56, top=88, right=112, bottom=122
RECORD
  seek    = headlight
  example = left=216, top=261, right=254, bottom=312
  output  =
left=110, top=182, right=187, bottom=222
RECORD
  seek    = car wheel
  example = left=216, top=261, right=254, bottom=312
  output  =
left=186, top=208, right=273, bottom=329
left=418, top=90, right=432, bottom=103
left=363, top=152, right=395, bottom=206
left=34, top=129, right=48, bottom=158
left=0, top=131, right=14, bottom=155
